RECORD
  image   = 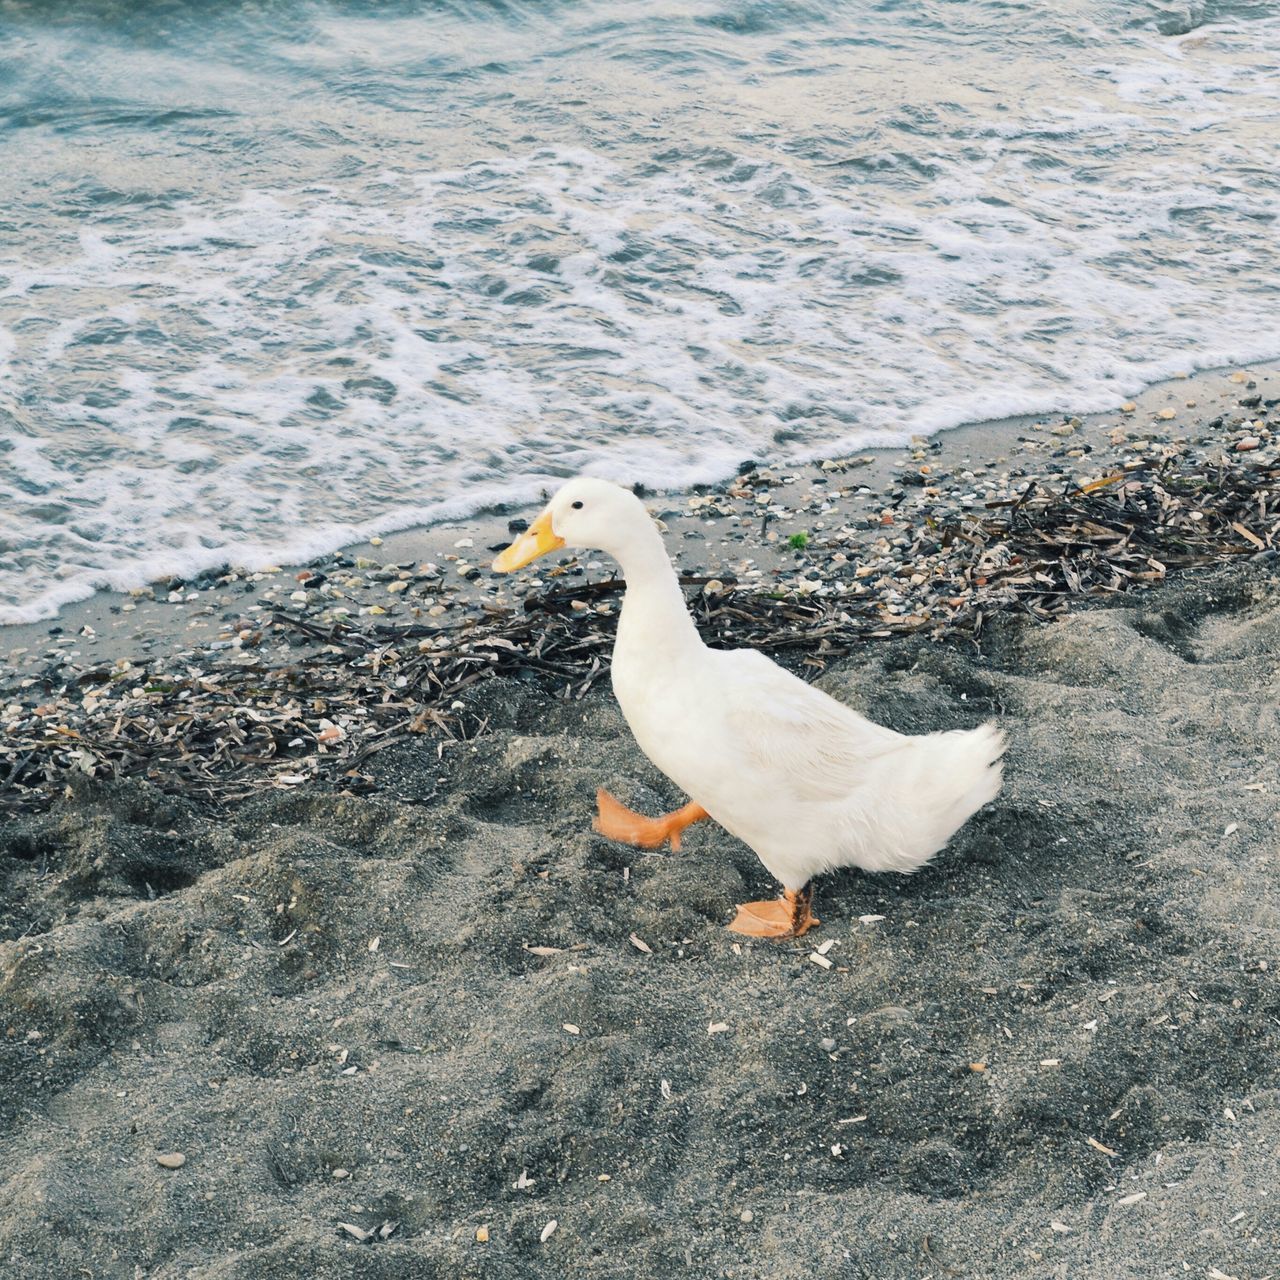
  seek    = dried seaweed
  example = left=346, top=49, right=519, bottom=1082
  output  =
left=3, top=454, right=1277, bottom=816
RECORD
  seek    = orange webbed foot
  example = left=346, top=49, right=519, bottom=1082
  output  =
left=728, top=885, right=819, bottom=939
left=593, top=788, right=708, bottom=852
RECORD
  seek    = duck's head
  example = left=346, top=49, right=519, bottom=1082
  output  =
left=492, top=477, right=649, bottom=572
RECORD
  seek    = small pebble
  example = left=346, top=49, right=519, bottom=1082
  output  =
left=156, top=1153, right=186, bottom=1169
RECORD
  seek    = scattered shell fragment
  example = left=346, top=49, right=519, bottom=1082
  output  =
left=540, top=1220, right=558, bottom=1243
left=707, top=1021, right=730, bottom=1035
left=809, top=952, right=833, bottom=970
left=628, top=933, right=652, bottom=954
left=562, top=1023, right=581, bottom=1036
left=1116, top=1191, right=1147, bottom=1206
left=1087, top=1137, right=1120, bottom=1157
left=475, top=1225, right=490, bottom=1243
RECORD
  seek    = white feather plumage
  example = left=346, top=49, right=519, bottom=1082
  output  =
left=514, top=477, right=1005, bottom=892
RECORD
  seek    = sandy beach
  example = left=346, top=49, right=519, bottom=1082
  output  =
left=3, top=368, right=1280, bottom=1277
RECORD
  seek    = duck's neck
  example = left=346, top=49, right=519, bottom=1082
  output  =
left=613, top=525, right=703, bottom=658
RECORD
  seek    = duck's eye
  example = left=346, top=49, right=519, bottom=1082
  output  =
left=571, top=500, right=584, bottom=510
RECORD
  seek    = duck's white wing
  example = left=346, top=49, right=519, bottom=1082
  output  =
left=713, top=648, right=905, bottom=804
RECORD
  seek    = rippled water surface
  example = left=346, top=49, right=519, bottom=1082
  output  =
left=2, top=0, right=1279, bottom=622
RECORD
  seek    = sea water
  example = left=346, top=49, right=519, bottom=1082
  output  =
left=2, top=0, right=1279, bottom=624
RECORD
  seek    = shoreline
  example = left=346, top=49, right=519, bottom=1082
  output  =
left=4, top=360, right=1278, bottom=671
left=11, top=355, right=1280, bottom=636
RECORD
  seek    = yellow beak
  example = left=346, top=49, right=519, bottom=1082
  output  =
left=492, top=509, right=565, bottom=573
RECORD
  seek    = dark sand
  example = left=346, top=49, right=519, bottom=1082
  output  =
left=3, top=370, right=1280, bottom=1278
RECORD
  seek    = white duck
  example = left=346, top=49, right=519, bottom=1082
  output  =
left=493, top=477, right=1004, bottom=939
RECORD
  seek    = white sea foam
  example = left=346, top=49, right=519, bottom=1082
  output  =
left=2, top=8, right=1280, bottom=624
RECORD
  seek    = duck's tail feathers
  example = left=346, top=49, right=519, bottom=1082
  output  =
left=949, top=720, right=1006, bottom=819
left=854, top=721, right=1005, bottom=874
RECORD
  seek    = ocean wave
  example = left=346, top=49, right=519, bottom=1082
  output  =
left=2, top=2, right=1279, bottom=623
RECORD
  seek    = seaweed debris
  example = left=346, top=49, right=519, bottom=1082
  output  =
left=3, top=453, right=1277, bottom=816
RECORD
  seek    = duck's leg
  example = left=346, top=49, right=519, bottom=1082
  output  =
left=593, top=788, right=709, bottom=852
left=728, top=882, right=819, bottom=939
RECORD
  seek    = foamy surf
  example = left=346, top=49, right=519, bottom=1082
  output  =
left=2, top=3, right=1280, bottom=624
